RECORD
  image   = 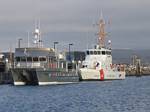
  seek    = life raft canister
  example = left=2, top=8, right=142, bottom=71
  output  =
left=100, top=69, right=104, bottom=80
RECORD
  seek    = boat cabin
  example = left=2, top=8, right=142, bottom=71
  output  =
left=82, top=47, right=112, bottom=69
left=14, top=48, right=56, bottom=68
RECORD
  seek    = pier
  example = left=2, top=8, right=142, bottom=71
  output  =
left=125, top=55, right=150, bottom=76
left=0, top=52, right=13, bottom=84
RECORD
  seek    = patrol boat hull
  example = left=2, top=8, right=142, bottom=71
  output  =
left=36, top=68, right=79, bottom=85
left=11, top=68, right=79, bottom=85
left=79, top=68, right=125, bottom=81
left=11, top=68, right=38, bottom=85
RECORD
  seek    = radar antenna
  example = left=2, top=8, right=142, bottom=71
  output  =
left=97, top=12, right=107, bottom=48
left=33, top=19, right=43, bottom=48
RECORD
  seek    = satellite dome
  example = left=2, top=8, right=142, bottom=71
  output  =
left=108, top=40, right=111, bottom=44
left=35, top=29, right=40, bottom=33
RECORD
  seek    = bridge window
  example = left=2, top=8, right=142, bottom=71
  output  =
left=108, top=51, right=111, bottom=55
left=86, top=51, right=89, bottom=55
left=27, top=57, right=32, bottom=62
left=106, top=51, right=111, bottom=55
left=90, top=51, right=93, bottom=55
left=33, top=57, right=38, bottom=62
left=98, top=51, right=101, bottom=54
left=15, top=57, right=20, bottom=62
left=20, top=57, right=26, bottom=62
left=106, top=51, right=108, bottom=55
left=40, top=57, right=46, bottom=61
left=94, top=51, right=97, bottom=55
left=102, top=51, right=105, bottom=55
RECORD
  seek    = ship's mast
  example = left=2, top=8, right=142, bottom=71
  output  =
left=98, top=12, right=107, bottom=48
left=33, top=20, right=43, bottom=48
left=9, top=44, right=12, bottom=67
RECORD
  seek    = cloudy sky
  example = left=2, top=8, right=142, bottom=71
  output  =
left=0, top=0, right=150, bottom=51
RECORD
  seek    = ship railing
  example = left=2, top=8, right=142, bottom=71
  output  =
left=111, top=64, right=125, bottom=72
left=44, top=61, right=79, bottom=74
left=47, top=70, right=78, bottom=77
left=45, top=61, right=78, bottom=69
left=13, top=62, right=46, bottom=68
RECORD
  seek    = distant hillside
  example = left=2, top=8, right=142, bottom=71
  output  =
left=2, top=49, right=150, bottom=65
left=112, top=49, right=150, bottom=64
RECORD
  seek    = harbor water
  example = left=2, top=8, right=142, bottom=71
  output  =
left=0, top=76, right=150, bottom=112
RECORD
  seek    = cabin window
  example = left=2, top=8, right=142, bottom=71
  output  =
left=33, top=57, right=38, bottom=62
left=86, top=51, right=89, bottom=55
left=94, top=51, right=97, bottom=55
left=90, top=51, right=93, bottom=55
left=40, top=57, right=46, bottom=61
left=20, top=57, right=26, bottom=62
left=107, top=51, right=111, bottom=55
left=98, top=51, right=101, bottom=54
left=15, top=57, right=20, bottom=62
left=102, top=51, right=105, bottom=55
left=27, top=57, right=32, bottom=62
left=106, top=51, right=108, bottom=55
left=106, top=51, right=111, bottom=55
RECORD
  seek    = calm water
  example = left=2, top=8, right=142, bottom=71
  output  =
left=0, top=77, right=150, bottom=112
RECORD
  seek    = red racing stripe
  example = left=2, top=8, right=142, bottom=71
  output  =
left=100, top=69, right=104, bottom=80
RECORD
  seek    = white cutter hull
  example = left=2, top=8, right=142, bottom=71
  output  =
left=79, top=68, right=125, bottom=80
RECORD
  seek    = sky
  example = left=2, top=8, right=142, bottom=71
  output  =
left=0, top=0, right=150, bottom=51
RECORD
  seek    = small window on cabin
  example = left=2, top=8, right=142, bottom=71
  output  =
left=40, top=57, right=46, bottom=61
left=27, top=57, right=32, bottom=62
left=94, top=51, right=97, bottom=55
left=106, top=51, right=111, bottom=55
left=98, top=51, right=101, bottom=54
left=106, top=51, right=108, bottom=55
left=108, top=51, right=111, bottom=55
left=15, top=57, right=20, bottom=62
left=90, top=51, right=93, bottom=55
left=20, top=57, right=26, bottom=62
left=102, top=51, right=105, bottom=55
left=33, top=57, right=38, bottom=62
left=86, top=51, right=89, bottom=55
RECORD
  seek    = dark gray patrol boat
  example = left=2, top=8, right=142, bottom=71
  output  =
left=11, top=24, right=79, bottom=85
